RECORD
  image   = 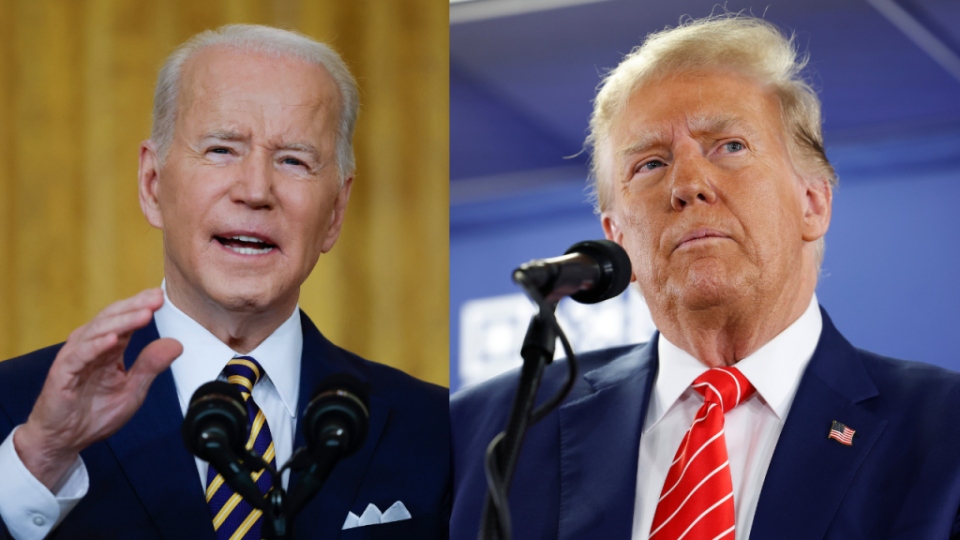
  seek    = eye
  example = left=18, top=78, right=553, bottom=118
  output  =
left=635, top=159, right=666, bottom=174
left=721, top=141, right=745, bottom=153
left=281, top=157, right=305, bottom=167
left=206, top=147, right=235, bottom=158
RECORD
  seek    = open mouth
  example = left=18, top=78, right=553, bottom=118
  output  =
left=214, top=235, right=277, bottom=255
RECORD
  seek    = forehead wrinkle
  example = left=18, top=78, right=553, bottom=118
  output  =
left=687, top=112, right=757, bottom=140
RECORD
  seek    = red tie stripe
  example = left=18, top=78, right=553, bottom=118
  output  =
left=649, top=367, right=755, bottom=540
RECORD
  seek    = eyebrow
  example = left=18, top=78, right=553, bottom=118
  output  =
left=687, top=113, right=757, bottom=139
left=616, top=114, right=757, bottom=158
left=200, top=129, right=246, bottom=142
left=200, top=131, right=321, bottom=161
left=616, top=126, right=669, bottom=158
left=276, top=142, right=321, bottom=161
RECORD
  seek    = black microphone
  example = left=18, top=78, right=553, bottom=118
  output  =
left=303, top=373, right=370, bottom=460
left=285, top=374, right=370, bottom=516
left=182, top=381, right=265, bottom=509
left=513, top=239, right=632, bottom=304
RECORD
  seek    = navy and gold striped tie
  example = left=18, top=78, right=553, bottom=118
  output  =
left=206, top=355, right=277, bottom=540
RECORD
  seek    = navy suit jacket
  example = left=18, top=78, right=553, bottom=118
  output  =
left=451, top=308, right=960, bottom=539
left=0, top=311, right=450, bottom=539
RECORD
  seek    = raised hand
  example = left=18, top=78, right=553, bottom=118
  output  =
left=13, top=288, right=184, bottom=490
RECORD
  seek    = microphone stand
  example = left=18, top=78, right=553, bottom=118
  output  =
left=219, top=437, right=347, bottom=539
left=479, top=274, right=580, bottom=540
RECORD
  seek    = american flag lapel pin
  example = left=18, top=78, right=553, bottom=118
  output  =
left=828, top=420, right=856, bottom=446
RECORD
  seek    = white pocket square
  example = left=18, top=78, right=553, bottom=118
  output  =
left=342, top=501, right=412, bottom=530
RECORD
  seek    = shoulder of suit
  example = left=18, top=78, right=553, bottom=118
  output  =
left=855, top=347, right=960, bottom=404
left=451, top=341, right=648, bottom=415
left=299, top=309, right=447, bottom=411
left=332, top=344, right=449, bottom=409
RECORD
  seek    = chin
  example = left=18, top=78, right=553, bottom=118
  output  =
left=666, top=260, right=752, bottom=311
left=203, top=277, right=288, bottom=313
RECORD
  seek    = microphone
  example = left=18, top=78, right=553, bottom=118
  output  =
left=285, top=373, right=370, bottom=516
left=513, top=239, right=632, bottom=304
left=182, top=381, right=265, bottom=509
left=303, top=373, right=370, bottom=460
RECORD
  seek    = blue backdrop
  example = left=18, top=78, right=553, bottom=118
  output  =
left=449, top=0, right=960, bottom=393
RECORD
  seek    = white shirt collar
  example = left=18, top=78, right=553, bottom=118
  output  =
left=647, top=294, right=822, bottom=432
left=156, top=281, right=302, bottom=419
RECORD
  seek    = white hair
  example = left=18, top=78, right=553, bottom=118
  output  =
left=150, top=24, right=359, bottom=182
left=586, top=14, right=837, bottom=268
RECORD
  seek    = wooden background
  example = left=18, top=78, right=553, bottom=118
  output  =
left=0, top=0, right=449, bottom=387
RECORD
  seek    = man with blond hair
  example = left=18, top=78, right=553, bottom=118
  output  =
left=452, top=14, right=960, bottom=540
left=0, top=25, right=448, bottom=540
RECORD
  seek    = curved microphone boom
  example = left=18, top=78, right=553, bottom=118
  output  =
left=182, top=375, right=371, bottom=537
left=513, top=239, right=632, bottom=304
left=482, top=239, right=632, bottom=540
left=182, top=381, right=265, bottom=509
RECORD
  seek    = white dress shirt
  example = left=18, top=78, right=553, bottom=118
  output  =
left=631, top=294, right=822, bottom=540
left=0, top=283, right=303, bottom=540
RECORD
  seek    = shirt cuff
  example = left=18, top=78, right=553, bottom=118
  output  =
left=0, top=426, right=88, bottom=540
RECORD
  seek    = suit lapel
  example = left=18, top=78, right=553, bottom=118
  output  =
left=557, top=339, right=658, bottom=540
left=750, top=309, right=886, bottom=540
left=105, top=320, right=216, bottom=540
left=291, top=312, right=389, bottom=539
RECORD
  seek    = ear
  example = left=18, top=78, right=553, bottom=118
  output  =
left=601, top=209, right=637, bottom=283
left=801, top=176, right=832, bottom=243
left=320, top=175, right=354, bottom=253
left=138, top=141, right=164, bottom=230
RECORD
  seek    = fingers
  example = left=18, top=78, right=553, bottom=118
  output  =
left=66, top=289, right=163, bottom=351
left=84, top=308, right=155, bottom=344
left=55, top=290, right=165, bottom=372
left=58, top=309, right=153, bottom=370
left=99, top=288, right=164, bottom=319
left=66, top=332, right=120, bottom=369
left=128, top=338, right=184, bottom=391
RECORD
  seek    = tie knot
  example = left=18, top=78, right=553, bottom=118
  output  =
left=691, top=367, right=755, bottom=414
left=223, top=355, right=265, bottom=398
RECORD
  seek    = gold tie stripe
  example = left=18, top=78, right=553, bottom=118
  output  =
left=206, top=356, right=276, bottom=540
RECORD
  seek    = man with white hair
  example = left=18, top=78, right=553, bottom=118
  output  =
left=0, top=25, right=448, bottom=540
left=451, top=14, right=960, bottom=540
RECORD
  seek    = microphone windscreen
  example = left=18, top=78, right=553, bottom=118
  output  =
left=182, top=380, right=248, bottom=459
left=305, top=373, right=370, bottom=458
left=566, top=239, right=632, bottom=304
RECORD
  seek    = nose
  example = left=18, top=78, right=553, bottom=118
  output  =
left=670, top=150, right=717, bottom=211
left=230, top=149, right=276, bottom=210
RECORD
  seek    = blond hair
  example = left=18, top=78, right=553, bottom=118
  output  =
left=586, top=14, right=837, bottom=205
left=586, top=14, right=836, bottom=267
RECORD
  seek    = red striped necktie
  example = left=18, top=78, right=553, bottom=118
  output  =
left=649, top=366, right=755, bottom=540
left=206, top=355, right=277, bottom=540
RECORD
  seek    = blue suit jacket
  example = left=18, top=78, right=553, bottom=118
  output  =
left=451, top=308, right=960, bottom=539
left=0, top=311, right=450, bottom=539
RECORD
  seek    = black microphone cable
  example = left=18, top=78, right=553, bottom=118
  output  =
left=479, top=239, right=631, bottom=540
left=480, top=272, right=580, bottom=540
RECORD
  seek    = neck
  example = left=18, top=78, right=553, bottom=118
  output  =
left=164, top=276, right=297, bottom=355
left=653, top=269, right=816, bottom=368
